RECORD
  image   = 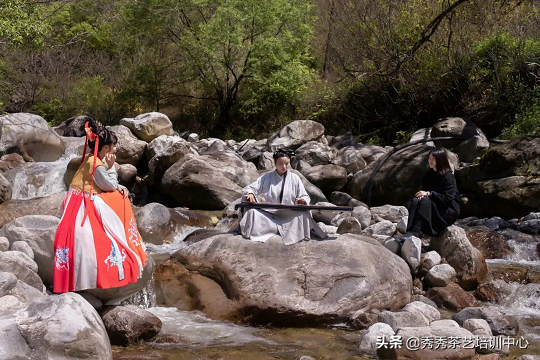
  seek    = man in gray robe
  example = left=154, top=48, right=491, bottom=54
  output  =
left=239, top=168, right=326, bottom=245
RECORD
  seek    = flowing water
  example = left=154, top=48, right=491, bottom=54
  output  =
left=4, top=142, right=539, bottom=358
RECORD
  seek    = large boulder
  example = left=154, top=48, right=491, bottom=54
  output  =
left=7, top=292, right=113, bottom=359
left=431, top=117, right=490, bottom=158
left=409, top=127, right=434, bottom=147
left=0, top=113, right=65, bottom=162
left=53, top=115, right=92, bottom=137
left=0, top=215, right=59, bottom=287
left=332, top=146, right=367, bottom=174
left=120, top=112, right=174, bottom=142
left=349, top=145, right=459, bottom=206
left=146, top=135, right=195, bottom=180
left=429, top=226, right=487, bottom=290
left=302, top=164, right=348, bottom=193
left=354, top=144, right=387, bottom=164
left=173, top=233, right=412, bottom=324
left=480, top=133, right=540, bottom=179
left=0, top=192, right=64, bottom=228
left=456, top=134, right=540, bottom=218
left=295, top=141, right=335, bottom=166
left=267, top=120, right=325, bottom=151
left=161, top=152, right=259, bottom=209
left=289, top=169, right=328, bottom=203
left=107, top=125, right=147, bottom=166
left=0, top=172, right=11, bottom=204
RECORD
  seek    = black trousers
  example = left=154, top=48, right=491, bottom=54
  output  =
left=406, top=196, right=432, bottom=235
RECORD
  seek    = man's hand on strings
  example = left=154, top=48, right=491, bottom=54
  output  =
left=244, top=193, right=256, bottom=203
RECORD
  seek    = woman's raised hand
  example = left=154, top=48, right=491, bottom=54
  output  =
left=105, top=153, right=116, bottom=168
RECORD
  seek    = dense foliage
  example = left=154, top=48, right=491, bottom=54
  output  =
left=0, top=0, right=538, bottom=142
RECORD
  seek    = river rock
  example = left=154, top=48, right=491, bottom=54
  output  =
left=463, top=318, right=493, bottom=336
left=0, top=173, right=12, bottom=204
left=15, top=292, right=112, bottom=359
left=363, top=220, right=397, bottom=238
left=329, top=191, right=367, bottom=208
left=54, top=115, right=92, bottom=137
left=161, top=152, right=258, bottom=209
left=0, top=236, right=8, bottom=252
left=173, top=233, right=412, bottom=324
left=355, top=144, right=387, bottom=164
left=359, top=323, right=395, bottom=355
left=120, top=112, right=174, bottom=142
left=146, top=135, right=194, bottom=180
left=10, top=241, right=34, bottom=259
left=302, top=164, right=348, bottom=193
left=421, top=251, right=441, bottom=271
left=336, top=217, right=362, bottom=235
left=401, top=236, right=422, bottom=272
left=452, top=307, right=519, bottom=336
left=474, top=134, right=540, bottom=218
left=371, top=205, right=408, bottom=223
left=464, top=226, right=513, bottom=259
left=0, top=192, right=64, bottom=228
left=117, top=163, right=137, bottom=189
left=134, top=203, right=175, bottom=245
left=0, top=153, right=25, bottom=172
left=267, top=120, right=325, bottom=151
left=0, top=251, right=43, bottom=291
left=379, top=309, right=431, bottom=331
left=429, top=225, right=487, bottom=290
left=410, top=127, right=434, bottom=146
left=295, top=141, right=335, bottom=166
left=332, top=146, right=366, bottom=173
left=107, top=125, right=147, bottom=166
left=426, top=285, right=478, bottom=311
left=377, top=326, right=476, bottom=360
left=289, top=169, right=328, bottom=203
left=431, top=117, right=486, bottom=146
left=101, top=305, right=162, bottom=346
left=0, top=113, right=65, bottom=162
left=425, top=264, right=456, bottom=287
left=402, top=301, right=440, bottom=323
left=258, top=152, right=274, bottom=170
left=0, top=271, right=17, bottom=297
left=430, top=319, right=459, bottom=328
left=0, top=215, right=59, bottom=287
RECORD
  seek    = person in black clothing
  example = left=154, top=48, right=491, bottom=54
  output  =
left=405, top=147, right=460, bottom=238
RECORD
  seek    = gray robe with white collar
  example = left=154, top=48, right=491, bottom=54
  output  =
left=239, top=170, right=325, bottom=245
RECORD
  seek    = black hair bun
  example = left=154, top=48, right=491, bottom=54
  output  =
left=273, top=148, right=295, bottom=160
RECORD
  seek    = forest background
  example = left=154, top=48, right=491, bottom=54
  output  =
left=1, top=0, right=539, bottom=145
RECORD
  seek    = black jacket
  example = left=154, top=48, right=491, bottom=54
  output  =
left=420, top=170, right=460, bottom=234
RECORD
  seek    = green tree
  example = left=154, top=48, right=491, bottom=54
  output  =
left=121, top=0, right=315, bottom=134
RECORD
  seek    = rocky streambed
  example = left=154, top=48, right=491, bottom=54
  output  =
left=0, top=112, right=538, bottom=359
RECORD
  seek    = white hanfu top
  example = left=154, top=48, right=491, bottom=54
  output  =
left=240, top=170, right=323, bottom=245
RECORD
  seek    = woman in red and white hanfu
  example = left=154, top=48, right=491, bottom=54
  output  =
left=53, top=119, right=147, bottom=293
